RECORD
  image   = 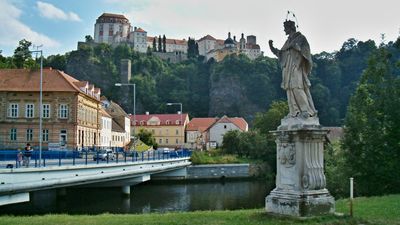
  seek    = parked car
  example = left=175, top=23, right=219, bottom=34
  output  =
left=93, top=149, right=115, bottom=161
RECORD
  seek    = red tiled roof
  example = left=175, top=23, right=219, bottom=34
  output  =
left=135, top=27, right=146, bottom=33
left=131, top=113, right=189, bottom=126
left=0, top=68, right=100, bottom=101
left=216, top=39, right=225, bottom=45
left=229, top=117, right=248, bottom=131
left=99, top=13, right=128, bottom=20
left=198, top=35, right=216, bottom=42
left=186, top=118, right=218, bottom=132
left=146, top=36, right=187, bottom=45
left=215, top=116, right=248, bottom=131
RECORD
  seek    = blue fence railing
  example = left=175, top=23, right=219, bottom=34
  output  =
left=0, top=149, right=192, bottom=169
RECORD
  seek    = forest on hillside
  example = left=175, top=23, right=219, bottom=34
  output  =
left=1, top=37, right=400, bottom=126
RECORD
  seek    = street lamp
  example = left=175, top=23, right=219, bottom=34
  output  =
left=16, top=46, right=43, bottom=167
left=31, top=48, right=43, bottom=168
left=115, top=83, right=136, bottom=151
left=166, top=102, right=183, bottom=150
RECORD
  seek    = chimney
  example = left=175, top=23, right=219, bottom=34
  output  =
left=228, top=32, right=231, bottom=38
left=233, top=36, right=236, bottom=41
left=120, top=59, right=131, bottom=83
left=134, top=26, right=137, bottom=31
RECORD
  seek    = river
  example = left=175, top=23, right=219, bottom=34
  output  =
left=0, top=180, right=272, bottom=215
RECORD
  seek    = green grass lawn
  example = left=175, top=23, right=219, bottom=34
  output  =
left=1, top=194, right=399, bottom=225
left=190, top=149, right=252, bottom=164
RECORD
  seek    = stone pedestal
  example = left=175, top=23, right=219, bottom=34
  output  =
left=265, top=116, right=335, bottom=217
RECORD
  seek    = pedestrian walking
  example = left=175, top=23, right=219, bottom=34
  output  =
left=23, top=143, right=33, bottom=168
left=17, top=150, right=23, bottom=168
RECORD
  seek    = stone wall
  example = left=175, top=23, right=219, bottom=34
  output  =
left=187, top=164, right=249, bottom=179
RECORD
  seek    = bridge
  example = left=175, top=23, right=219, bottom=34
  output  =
left=0, top=153, right=191, bottom=206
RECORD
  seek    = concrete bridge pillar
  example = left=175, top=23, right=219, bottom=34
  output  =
left=57, top=188, right=67, bottom=197
left=122, top=185, right=131, bottom=195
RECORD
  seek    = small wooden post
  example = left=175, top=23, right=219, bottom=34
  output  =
left=350, top=177, right=354, bottom=217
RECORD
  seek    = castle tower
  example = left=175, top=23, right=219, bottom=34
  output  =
left=240, top=33, right=246, bottom=50
left=94, top=13, right=131, bottom=44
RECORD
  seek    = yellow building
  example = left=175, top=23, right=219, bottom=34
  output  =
left=132, top=113, right=189, bottom=148
left=0, top=68, right=101, bottom=150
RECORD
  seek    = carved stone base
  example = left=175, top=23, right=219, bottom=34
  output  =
left=265, top=126, right=335, bottom=217
left=266, top=189, right=335, bottom=217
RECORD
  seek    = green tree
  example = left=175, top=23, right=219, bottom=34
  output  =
left=13, top=39, right=35, bottom=68
left=158, top=35, right=162, bottom=52
left=137, top=129, right=158, bottom=148
left=85, top=35, right=94, bottom=43
left=187, top=37, right=199, bottom=59
left=253, top=101, right=288, bottom=135
left=44, top=54, right=67, bottom=71
left=162, top=35, right=166, bottom=53
left=152, top=37, right=157, bottom=52
left=221, top=130, right=241, bottom=155
left=342, top=47, right=400, bottom=196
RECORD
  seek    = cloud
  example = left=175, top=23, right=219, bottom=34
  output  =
left=37, top=1, right=81, bottom=22
left=0, top=0, right=59, bottom=50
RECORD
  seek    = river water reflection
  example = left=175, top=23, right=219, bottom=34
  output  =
left=0, top=180, right=271, bottom=215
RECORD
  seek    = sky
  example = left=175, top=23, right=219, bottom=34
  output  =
left=0, top=0, right=399, bottom=57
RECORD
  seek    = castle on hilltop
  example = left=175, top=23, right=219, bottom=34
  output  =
left=90, top=13, right=262, bottom=62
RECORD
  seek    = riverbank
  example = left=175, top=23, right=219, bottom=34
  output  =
left=1, top=194, right=399, bottom=225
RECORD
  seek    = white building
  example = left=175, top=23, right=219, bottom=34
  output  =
left=99, top=108, right=112, bottom=149
left=101, top=97, right=131, bottom=148
left=198, top=33, right=262, bottom=61
left=94, top=13, right=131, bottom=45
left=208, top=116, right=248, bottom=148
left=130, top=27, right=148, bottom=53
left=111, top=120, right=126, bottom=148
left=146, top=36, right=188, bottom=53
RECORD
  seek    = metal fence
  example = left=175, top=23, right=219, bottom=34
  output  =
left=0, top=149, right=192, bottom=169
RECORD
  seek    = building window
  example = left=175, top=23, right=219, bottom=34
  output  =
left=140, top=121, right=144, bottom=125
left=10, top=128, right=17, bottom=141
left=152, top=129, right=155, bottom=134
left=176, top=129, right=179, bottom=135
left=8, top=103, right=19, bottom=118
left=42, top=129, right=49, bottom=142
left=166, top=138, right=169, bottom=144
left=59, top=104, right=68, bottom=118
left=159, top=138, right=162, bottom=144
left=25, top=104, right=34, bottom=118
left=224, top=125, right=227, bottom=129
left=26, top=129, right=33, bottom=141
left=60, top=129, right=67, bottom=146
left=176, top=120, right=180, bottom=125
left=176, top=139, right=179, bottom=144
left=42, top=104, right=50, bottom=118
left=166, top=120, right=170, bottom=125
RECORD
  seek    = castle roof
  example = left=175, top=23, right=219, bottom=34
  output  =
left=98, top=13, right=128, bottom=20
left=134, top=27, right=146, bottom=33
left=146, top=36, right=187, bottom=46
left=198, top=35, right=216, bottom=42
left=96, top=13, right=129, bottom=24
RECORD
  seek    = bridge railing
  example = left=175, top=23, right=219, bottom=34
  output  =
left=0, top=149, right=192, bottom=169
